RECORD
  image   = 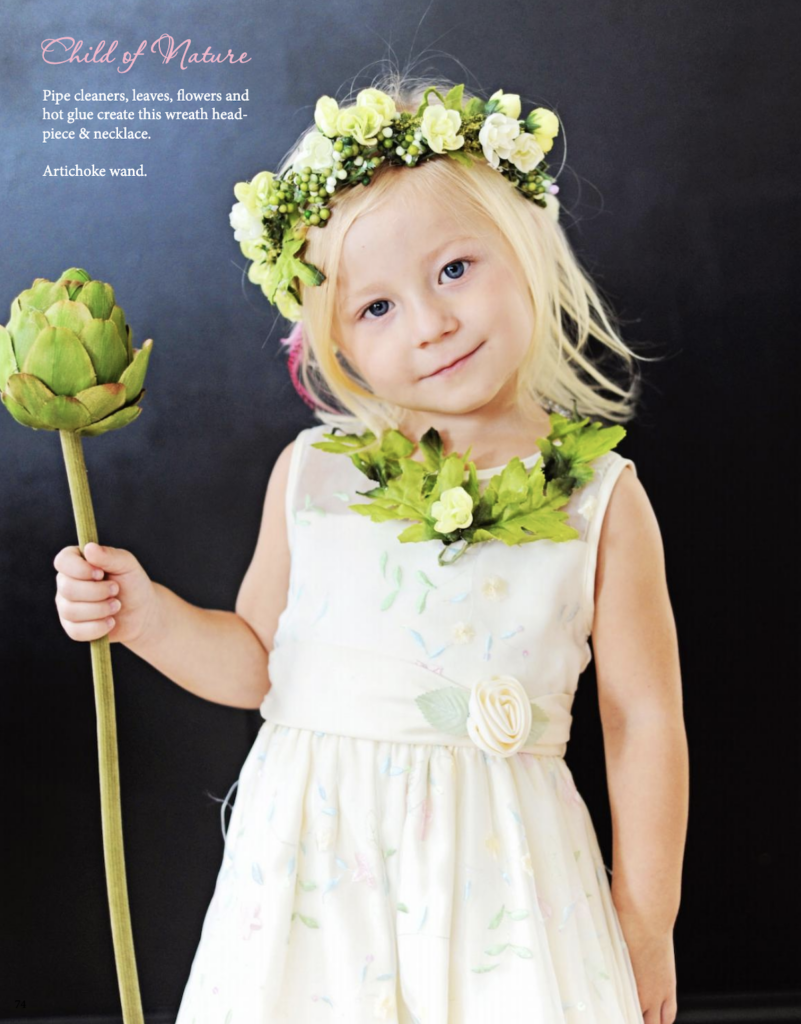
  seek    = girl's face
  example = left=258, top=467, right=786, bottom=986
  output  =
left=332, top=176, right=535, bottom=425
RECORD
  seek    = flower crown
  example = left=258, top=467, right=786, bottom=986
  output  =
left=229, top=84, right=561, bottom=324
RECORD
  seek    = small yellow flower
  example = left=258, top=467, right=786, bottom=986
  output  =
left=521, top=851, right=534, bottom=877
left=314, top=95, right=340, bottom=137
left=356, top=88, right=397, bottom=128
left=335, top=105, right=384, bottom=145
left=421, top=105, right=464, bottom=154
left=430, top=485, right=473, bottom=533
left=527, top=107, right=560, bottom=154
left=485, top=832, right=502, bottom=860
left=489, top=89, right=522, bottom=120
left=481, top=575, right=508, bottom=601
left=374, top=991, right=396, bottom=1019
left=452, top=621, right=475, bottom=644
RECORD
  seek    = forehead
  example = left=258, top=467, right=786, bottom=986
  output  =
left=338, top=185, right=497, bottom=295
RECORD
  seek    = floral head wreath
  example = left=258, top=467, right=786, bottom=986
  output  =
left=230, top=83, right=562, bottom=327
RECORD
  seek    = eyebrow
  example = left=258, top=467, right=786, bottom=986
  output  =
left=343, top=235, right=480, bottom=305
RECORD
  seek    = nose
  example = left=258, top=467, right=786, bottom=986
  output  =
left=408, top=292, right=460, bottom=348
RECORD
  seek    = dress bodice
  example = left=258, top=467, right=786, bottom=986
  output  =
left=269, top=422, right=636, bottom=706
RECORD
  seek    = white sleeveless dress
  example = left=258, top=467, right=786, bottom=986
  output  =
left=175, top=421, right=644, bottom=1023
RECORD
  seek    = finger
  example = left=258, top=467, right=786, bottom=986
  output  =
left=56, top=573, right=120, bottom=602
left=56, top=594, right=121, bottom=622
left=62, top=616, right=116, bottom=642
left=53, top=546, right=105, bottom=580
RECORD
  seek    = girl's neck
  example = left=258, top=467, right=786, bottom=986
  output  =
left=398, top=404, right=553, bottom=472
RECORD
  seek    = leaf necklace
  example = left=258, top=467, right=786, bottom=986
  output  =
left=311, top=405, right=626, bottom=565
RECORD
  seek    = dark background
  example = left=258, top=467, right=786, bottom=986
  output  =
left=2, top=0, right=799, bottom=1020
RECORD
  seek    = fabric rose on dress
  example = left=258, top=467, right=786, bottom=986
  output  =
left=467, top=674, right=533, bottom=757
left=430, top=485, right=474, bottom=533
left=421, top=105, right=464, bottom=153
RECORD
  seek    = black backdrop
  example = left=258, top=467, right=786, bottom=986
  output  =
left=2, top=0, right=799, bottom=1020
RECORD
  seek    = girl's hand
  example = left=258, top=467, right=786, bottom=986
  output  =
left=616, top=909, right=678, bottom=1023
left=54, top=541, right=159, bottom=647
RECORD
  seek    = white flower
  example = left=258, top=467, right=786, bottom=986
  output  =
left=420, top=105, right=464, bottom=154
left=578, top=494, right=598, bottom=521
left=292, top=132, right=335, bottom=174
left=314, top=95, right=340, bottom=137
left=508, top=133, right=546, bottom=173
left=430, top=485, right=474, bottom=533
left=478, top=112, right=521, bottom=169
left=480, top=575, right=508, bottom=601
left=467, top=674, right=533, bottom=757
left=488, top=89, right=522, bottom=120
left=229, top=201, right=263, bottom=242
left=452, top=621, right=476, bottom=644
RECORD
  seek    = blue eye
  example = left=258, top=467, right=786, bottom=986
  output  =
left=358, top=258, right=473, bottom=321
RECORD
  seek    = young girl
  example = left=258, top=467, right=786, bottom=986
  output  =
left=53, top=74, right=687, bottom=1023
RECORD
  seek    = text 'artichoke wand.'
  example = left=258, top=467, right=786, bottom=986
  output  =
left=0, top=267, right=152, bottom=1024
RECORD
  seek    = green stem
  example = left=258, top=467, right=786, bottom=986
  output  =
left=59, top=430, right=144, bottom=1024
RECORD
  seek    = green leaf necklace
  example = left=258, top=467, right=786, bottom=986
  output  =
left=311, top=405, right=626, bottom=565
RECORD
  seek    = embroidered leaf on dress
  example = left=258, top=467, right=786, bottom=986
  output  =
left=415, top=687, right=470, bottom=736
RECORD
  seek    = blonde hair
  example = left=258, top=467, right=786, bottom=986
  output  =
left=271, top=70, right=658, bottom=437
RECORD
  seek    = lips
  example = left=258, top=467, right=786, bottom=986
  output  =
left=425, top=342, right=484, bottom=378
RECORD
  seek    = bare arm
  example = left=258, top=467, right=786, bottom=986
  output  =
left=124, top=440, right=295, bottom=710
left=590, top=465, right=687, bottom=1019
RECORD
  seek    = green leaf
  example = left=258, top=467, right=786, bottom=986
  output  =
left=510, top=945, right=534, bottom=958
left=526, top=703, right=551, bottom=745
left=443, top=83, right=465, bottom=111
left=463, top=97, right=486, bottom=118
left=485, top=943, right=510, bottom=956
left=446, top=149, right=474, bottom=168
left=417, top=426, right=443, bottom=470
left=414, top=687, right=469, bottom=736
left=489, top=904, right=506, bottom=929
left=471, top=963, right=500, bottom=973
left=397, top=521, right=440, bottom=543
left=22, top=326, right=97, bottom=396
left=80, top=319, right=128, bottom=384
left=297, top=913, right=319, bottom=929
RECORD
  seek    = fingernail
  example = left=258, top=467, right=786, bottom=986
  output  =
left=93, top=569, right=104, bottom=580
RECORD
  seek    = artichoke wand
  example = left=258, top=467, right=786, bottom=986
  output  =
left=0, top=269, right=152, bottom=1023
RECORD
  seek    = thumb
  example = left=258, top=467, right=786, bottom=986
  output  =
left=84, top=542, right=132, bottom=570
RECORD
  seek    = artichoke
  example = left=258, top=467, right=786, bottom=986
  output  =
left=0, top=267, right=152, bottom=436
